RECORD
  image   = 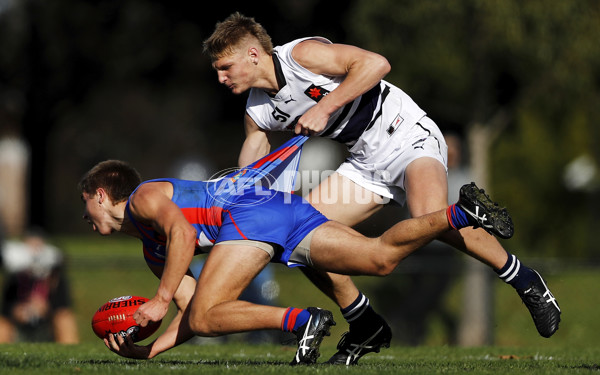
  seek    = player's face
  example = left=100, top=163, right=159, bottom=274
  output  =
left=81, top=191, right=114, bottom=236
left=212, top=48, right=254, bottom=95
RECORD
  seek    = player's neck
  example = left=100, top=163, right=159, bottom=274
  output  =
left=257, top=55, right=279, bottom=95
left=118, top=211, right=142, bottom=239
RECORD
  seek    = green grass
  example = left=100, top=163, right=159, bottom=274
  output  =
left=0, top=342, right=598, bottom=374
left=57, top=235, right=600, bottom=349
left=4, top=235, right=593, bottom=374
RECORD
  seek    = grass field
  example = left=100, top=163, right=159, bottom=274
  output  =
left=1, top=235, right=599, bottom=373
left=1, top=342, right=599, bottom=374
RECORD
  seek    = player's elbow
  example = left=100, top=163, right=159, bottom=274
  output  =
left=381, top=58, right=391, bottom=76
left=183, top=226, right=198, bottom=245
left=372, top=54, right=391, bottom=77
left=171, top=225, right=197, bottom=252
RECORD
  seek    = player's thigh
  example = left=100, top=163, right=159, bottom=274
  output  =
left=405, top=157, right=449, bottom=216
left=306, top=172, right=382, bottom=226
left=192, top=244, right=271, bottom=312
left=309, top=221, right=383, bottom=276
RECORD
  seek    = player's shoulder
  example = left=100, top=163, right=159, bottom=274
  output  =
left=276, top=36, right=332, bottom=57
left=295, top=37, right=332, bottom=48
left=129, top=179, right=177, bottom=209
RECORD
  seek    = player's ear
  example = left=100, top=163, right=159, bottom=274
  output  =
left=248, top=46, right=259, bottom=64
left=96, top=188, right=106, bottom=204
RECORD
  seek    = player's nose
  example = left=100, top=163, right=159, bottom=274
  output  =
left=217, top=71, right=227, bottom=84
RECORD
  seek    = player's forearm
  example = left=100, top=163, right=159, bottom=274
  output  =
left=157, top=252, right=194, bottom=304
left=319, top=55, right=390, bottom=115
left=238, top=133, right=270, bottom=167
left=147, top=274, right=196, bottom=359
left=147, top=309, right=194, bottom=359
left=156, top=228, right=196, bottom=304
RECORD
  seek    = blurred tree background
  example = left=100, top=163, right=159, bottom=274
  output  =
left=1, top=0, right=599, bottom=346
left=346, top=0, right=600, bottom=259
left=0, top=0, right=354, bottom=234
left=0, top=0, right=597, bottom=256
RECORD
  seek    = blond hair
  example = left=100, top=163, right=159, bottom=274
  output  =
left=203, top=12, right=273, bottom=61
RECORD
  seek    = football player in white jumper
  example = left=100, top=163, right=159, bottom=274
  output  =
left=203, top=12, right=561, bottom=365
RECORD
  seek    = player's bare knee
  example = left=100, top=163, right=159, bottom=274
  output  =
left=372, top=260, right=396, bottom=276
left=187, top=315, right=207, bottom=336
left=364, top=240, right=399, bottom=276
left=188, top=310, right=218, bottom=337
left=369, top=252, right=397, bottom=276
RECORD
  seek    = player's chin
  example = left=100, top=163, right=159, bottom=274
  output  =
left=230, top=85, right=246, bottom=95
left=96, top=227, right=113, bottom=236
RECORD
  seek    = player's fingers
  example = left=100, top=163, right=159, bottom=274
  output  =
left=134, top=313, right=147, bottom=326
left=116, top=333, right=126, bottom=345
left=106, top=334, right=119, bottom=351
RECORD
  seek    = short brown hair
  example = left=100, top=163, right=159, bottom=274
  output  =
left=78, top=160, right=142, bottom=203
left=203, top=12, right=273, bottom=61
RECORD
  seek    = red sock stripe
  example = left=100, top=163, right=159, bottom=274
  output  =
left=447, top=205, right=458, bottom=230
left=281, top=307, right=302, bottom=332
left=288, top=308, right=302, bottom=332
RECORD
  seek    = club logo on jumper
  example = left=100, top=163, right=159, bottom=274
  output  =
left=386, top=114, right=404, bottom=136
left=206, top=167, right=279, bottom=207
left=304, top=84, right=330, bottom=102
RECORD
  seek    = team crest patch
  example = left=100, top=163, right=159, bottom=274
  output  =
left=304, top=84, right=330, bottom=102
left=386, top=113, right=404, bottom=136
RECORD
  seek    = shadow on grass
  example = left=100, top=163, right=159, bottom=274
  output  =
left=78, top=358, right=291, bottom=366
left=563, top=364, right=600, bottom=371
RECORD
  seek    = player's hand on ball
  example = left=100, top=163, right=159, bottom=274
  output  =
left=92, top=296, right=162, bottom=343
left=133, top=296, right=169, bottom=327
left=105, top=332, right=151, bottom=359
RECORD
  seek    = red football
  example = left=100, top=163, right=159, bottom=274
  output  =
left=91, top=295, right=162, bottom=342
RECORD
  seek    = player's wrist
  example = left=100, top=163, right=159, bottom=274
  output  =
left=155, top=288, right=174, bottom=305
left=141, top=344, right=156, bottom=359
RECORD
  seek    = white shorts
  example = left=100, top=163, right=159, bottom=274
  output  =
left=336, top=116, right=448, bottom=206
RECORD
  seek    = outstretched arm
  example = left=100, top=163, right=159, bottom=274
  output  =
left=291, top=40, right=391, bottom=135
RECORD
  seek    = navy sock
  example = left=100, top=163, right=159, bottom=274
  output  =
left=495, top=253, right=538, bottom=290
left=341, top=292, right=377, bottom=326
left=281, top=307, right=310, bottom=333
